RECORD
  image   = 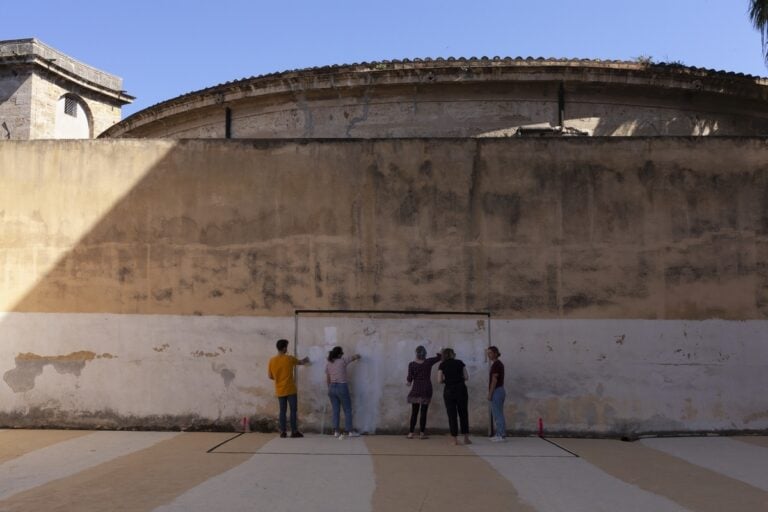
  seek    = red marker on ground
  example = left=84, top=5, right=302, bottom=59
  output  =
left=538, top=417, right=543, bottom=437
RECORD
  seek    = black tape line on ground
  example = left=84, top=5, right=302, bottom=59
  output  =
left=208, top=451, right=577, bottom=457
left=541, top=437, right=580, bottom=457
left=206, top=433, right=244, bottom=453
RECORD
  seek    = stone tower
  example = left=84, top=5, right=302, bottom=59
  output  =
left=0, top=38, right=132, bottom=139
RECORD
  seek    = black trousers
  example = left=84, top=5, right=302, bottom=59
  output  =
left=409, top=403, right=430, bottom=433
left=443, top=384, right=469, bottom=436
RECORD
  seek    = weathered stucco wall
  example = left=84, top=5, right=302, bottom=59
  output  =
left=0, top=70, right=122, bottom=140
left=104, top=60, right=768, bottom=139
left=0, top=69, right=33, bottom=140
left=29, top=74, right=122, bottom=139
left=111, top=82, right=768, bottom=139
left=0, top=138, right=767, bottom=435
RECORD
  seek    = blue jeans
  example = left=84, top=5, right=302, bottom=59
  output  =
left=490, top=387, right=506, bottom=437
left=278, top=394, right=298, bottom=433
left=328, top=382, right=353, bottom=432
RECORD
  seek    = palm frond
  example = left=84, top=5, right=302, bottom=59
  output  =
left=749, top=0, right=768, bottom=64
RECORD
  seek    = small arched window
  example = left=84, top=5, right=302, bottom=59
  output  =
left=55, top=94, right=92, bottom=138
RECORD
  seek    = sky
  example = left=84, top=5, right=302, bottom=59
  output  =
left=4, top=0, right=767, bottom=118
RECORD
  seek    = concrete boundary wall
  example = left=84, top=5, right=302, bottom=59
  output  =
left=0, top=312, right=765, bottom=435
left=0, top=137, right=766, bottom=435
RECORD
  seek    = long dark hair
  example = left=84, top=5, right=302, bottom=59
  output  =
left=327, top=346, right=344, bottom=362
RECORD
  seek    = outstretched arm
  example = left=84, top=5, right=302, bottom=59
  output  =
left=427, top=353, right=442, bottom=365
left=297, top=356, right=310, bottom=365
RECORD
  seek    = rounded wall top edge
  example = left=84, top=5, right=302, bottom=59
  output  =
left=102, top=58, right=768, bottom=139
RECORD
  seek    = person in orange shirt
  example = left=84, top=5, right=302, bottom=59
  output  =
left=268, top=338, right=310, bottom=438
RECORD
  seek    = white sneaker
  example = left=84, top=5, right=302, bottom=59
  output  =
left=490, top=435, right=506, bottom=442
left=347, top=431, right=361, bottom=437
left=333, top=431, right=342, bottom=438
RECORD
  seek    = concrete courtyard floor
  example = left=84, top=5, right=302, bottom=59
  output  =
left=0, top=430, right=766, bottom=511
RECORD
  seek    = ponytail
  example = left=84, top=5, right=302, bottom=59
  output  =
left=327, top=346, right=344, bottom=362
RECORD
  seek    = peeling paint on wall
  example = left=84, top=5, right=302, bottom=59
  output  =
left=191, top=350, right=220, bottom=358
left=3, top=351, right=115, bottom=393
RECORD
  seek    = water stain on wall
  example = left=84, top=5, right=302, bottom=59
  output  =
left=214, top=365, right=235, bottom=387
left=743, top=410, right=768, bottom=424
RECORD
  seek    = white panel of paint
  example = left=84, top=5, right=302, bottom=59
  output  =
left=1, top=312, right=767, bottom=435
left=296, top=313, right=490, bottom=434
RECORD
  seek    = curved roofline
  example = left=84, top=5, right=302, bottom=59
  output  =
left=103, top=57, right=768, bottom=138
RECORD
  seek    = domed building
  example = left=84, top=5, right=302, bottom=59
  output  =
left=102, top=57, right=768, bottom=139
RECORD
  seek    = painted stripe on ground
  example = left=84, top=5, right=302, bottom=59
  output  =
left=154, top=434, right=375, bottom=512
left=0, top=429, right=91, bottom=465
left=210, top=431, right=370, bottom=455
left=0, top=431, right=177, bottom=501
left=640, top=437, right=768, bottom=492
left=470, top=438, right=690, bottom=512
left=469, top=436, right=575, bottom=458
left=366, top=436, right=537, bottom=512
left=734, top=436, right=768, bottom=449
left=0, top=433, right=254, bottom=512
left=557, top=438, right=768, bottom=512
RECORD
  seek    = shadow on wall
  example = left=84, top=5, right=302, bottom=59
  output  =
left=9, top=138, right=768, bottom=319
left=8, top=138, right=495, bottom=316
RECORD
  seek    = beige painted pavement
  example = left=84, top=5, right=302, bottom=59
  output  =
left=0, top=430, right=766, bottom=511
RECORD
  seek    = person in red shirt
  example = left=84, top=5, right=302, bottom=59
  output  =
left=268, top=339, right=309, bottom=438
left=487, top=346, right=507, bottom=442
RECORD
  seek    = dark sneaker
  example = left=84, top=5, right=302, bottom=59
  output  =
left=280, top=431, right=287, bottom=438
left=290, top=431, right=304, bottom=438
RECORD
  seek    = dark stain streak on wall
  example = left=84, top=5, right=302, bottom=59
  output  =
left=3, top=137, right=768, bottom=321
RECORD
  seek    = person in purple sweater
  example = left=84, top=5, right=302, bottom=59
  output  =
left=405, top=345, right=442, bottom=439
